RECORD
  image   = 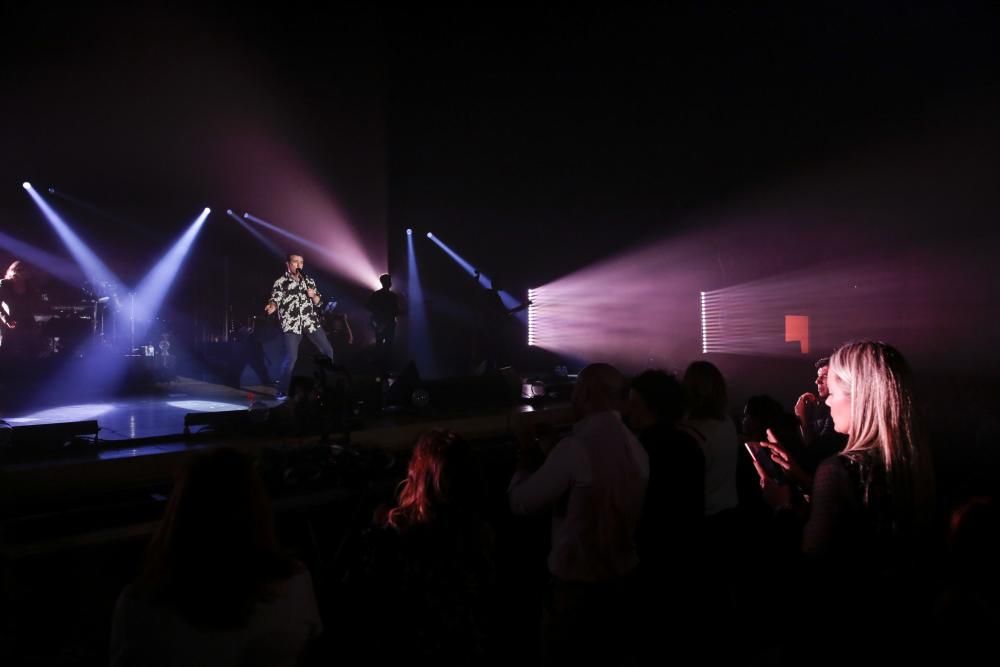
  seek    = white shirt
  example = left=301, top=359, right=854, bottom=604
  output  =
left=681, top=417, right=739, bottom=516
left=509, top=410, right=649, bottom=582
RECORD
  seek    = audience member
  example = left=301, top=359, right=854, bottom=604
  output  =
left=352, top=429, right=496, bottom=664
left=110, top=447, right=321, bottom=667
left=753, top=341, right=937, bottom=664
left=793, top=356, right=848, bottom=470
left=510, top=363, right=649, bottom=667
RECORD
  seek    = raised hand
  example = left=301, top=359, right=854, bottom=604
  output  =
left=762, top=428, right=814, bottom=491
left=747, top=442, right=792, bottom=510
left=794, top=392, right=818, bottom=423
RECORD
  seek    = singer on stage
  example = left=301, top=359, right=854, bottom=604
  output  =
left=265, top=253, right=334, bottom=399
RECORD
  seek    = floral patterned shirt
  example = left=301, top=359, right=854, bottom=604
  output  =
left=270, top=272, right=323, bottom=334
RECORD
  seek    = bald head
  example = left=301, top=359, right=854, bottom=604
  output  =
left=573, top=363, right=627, bottom=418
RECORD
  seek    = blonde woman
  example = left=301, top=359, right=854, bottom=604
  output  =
left=752, top=341, right=938, bottom=663
left=754, top=340, right=936, bottom=555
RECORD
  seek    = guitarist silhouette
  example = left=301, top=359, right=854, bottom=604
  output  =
left=366, top=273, right=400, bottom=371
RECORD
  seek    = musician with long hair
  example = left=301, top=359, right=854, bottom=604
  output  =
left=0, top=261, right=20, bottom=340
left=0, top=260, right=39, bottom=355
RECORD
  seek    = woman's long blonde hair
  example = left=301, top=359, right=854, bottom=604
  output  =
left=829, top=340, right=935, bottom=528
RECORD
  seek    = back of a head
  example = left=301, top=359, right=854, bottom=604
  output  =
left=631, top=369, right=685, bottom=425
left=743, top=394, right=787, bottom=440
left=389, top=430, right=482, bottom=529
left=744, top=395, right=785, bottom=427
left=577, top=363, right=627, bottom=415
left=380, top=273, right=392, bottom=288
left=683, top=360, right=728, bottom=421
left=144, top=448, right=288, bottom=628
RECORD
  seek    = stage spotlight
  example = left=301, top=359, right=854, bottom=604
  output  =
left=132, top=207, right=210, bottom=334
left=23, top=185, right=123, bottom=291
left=22, top=182, right=31, bottom=190
left=406, top=223, right=435, bottom=374
left=406, top=228, right=413, bottom=235
left=528, top=289, right=537, bottom=346
left=227, top=210, right=283, bottom=257
left=525, top=237, right=714, bottom=367
left=204, top=207, right=210, bottom=214
left=700, top=292, right=708, bottom=354
left=427, top=232, right=434, bottom=238
left=243, top=212, right=249, bottom=218
left=0, top=230, right=82, bottom=285
left=226, top=209, right=233, bottom=215
left=243, top=211, right=381, bottom=289
left=47, top=187, right=55, bottom=194
left=426, top=232, right=527, bottom=320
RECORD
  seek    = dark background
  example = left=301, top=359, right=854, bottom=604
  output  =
left=2, top=2, right=999, bottom=387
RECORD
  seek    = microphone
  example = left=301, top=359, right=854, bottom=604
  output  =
left=299, top=270, right=319, bottom=302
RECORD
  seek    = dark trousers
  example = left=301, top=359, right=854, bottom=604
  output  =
left=373, top=320, right=395, bottom=371
left=279, top=328, right=334, bottom=392
left=541, top=575, right=637, bottom=667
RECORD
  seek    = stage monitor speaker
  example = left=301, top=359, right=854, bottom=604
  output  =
left=385, top=361, right=422, bottom=407
left=3, top=420, right=100, bottom=462
left=183, top=410, right=252, bottom=437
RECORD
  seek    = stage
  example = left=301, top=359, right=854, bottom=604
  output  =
left=2, top=377, right=280, bottom=443
left=0, top=369, right=574, bottom=499
left=0, top=370, right=573, bottom=569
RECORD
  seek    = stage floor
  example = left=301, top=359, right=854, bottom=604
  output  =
left=1, top=377, right=281, bottom=447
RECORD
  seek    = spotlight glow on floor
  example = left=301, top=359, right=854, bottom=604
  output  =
left=166, top=400, right=249, bottom=412
left=4, top=403, right=116, bottom=424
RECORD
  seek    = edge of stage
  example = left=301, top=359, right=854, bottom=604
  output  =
left=0, top=370, right=575, bottom=561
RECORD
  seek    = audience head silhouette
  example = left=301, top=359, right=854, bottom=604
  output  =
left=683, top=360, right=728, bottom=420
left=629, top=369, right=686, bottom=428
left=388, top=429, right=482, bottom=529
left=573, top=363, right=627, bottom=420
left=141, top=447, right=294, bottom=629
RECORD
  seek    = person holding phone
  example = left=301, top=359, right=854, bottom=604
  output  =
left=745, top=440, right=786, bottom=485
left=753, top=340, right=935, bottom=549
left=751, top=340, right=937, bottom=664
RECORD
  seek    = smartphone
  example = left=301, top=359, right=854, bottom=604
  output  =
left=745, top=441, right=786, bottom=484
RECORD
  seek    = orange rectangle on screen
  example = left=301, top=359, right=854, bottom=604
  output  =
left=785, top=315, right=810, bottom=354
